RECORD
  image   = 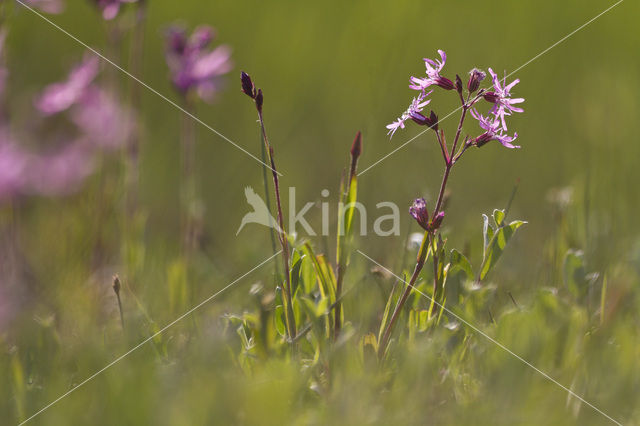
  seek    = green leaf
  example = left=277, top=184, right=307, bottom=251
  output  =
left=274, top=305, right=286, bottom=336
left=377, top=279, right=402, bottom=343
left=450, top=249, right=473, bottom=279
left=290, top=254, right=304, bottom=297
left=482, top=214, right=495, bottom=257
left=480, top=219, right=527, bottom=281
left=344, top=175, right=358, bottom=236
left=493, top=209, right=505, bottom=227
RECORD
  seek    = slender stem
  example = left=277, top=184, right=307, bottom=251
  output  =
left=115, top=292, right=125, bottom=330
left=378, top=233, right=429, bottom=358
left=257, top=111, right=296, bottom=340
left=124, top=0, right=147, bottom=219
left=334, top=264, right=345, bottom=338
left=259, top=131, right=281, bottom=281
left=435, top=129, right=449, bottom=165
left=181, top=96, right=197, bottom=255
left=378, top=91, right=473, bottom=359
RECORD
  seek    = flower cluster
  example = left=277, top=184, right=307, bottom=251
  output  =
left=165, top=25, right=233, bottom=102
left=1, top=55, right=131, bottom=201
left=386, top=50, right=524, bottom=149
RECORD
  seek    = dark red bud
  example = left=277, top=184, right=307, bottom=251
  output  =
left=410, top=110, right=438, bottom=131
left=240, top=71, right=256, bottom=98
left=409, top=198, right=430, bottom=231
left=435, top=77, right=455, bottom=91
left=428, top=211, right=445, bottom=232
left=474, top=133, right=492, bottom=147
left=350, top=131, right=362, bottom=160
left=467, top=68, right=486, bottom=93
left=483, top=91, right=500, bottom=103
left=455, top=74, right=463, bottom=93
left=429, top=110, right=438, bottom=131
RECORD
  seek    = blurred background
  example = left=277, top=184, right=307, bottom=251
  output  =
left=1, top=0, right=639, bottom=424
left=6, top=0, right=639, bottom=270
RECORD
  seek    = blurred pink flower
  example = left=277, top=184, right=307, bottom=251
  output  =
left=71, top=87, right=134, bottom=150
left=0, top=137, right=28, bottom=201
left=36, top=56, right=100, bottom=115
left=36, top=56, right=132, bottom=150
left=93, top=0, right=137, bottom=20
left=165, top=25, right=233, bottom=102
left=22, top=0, right=65, bottom=14
left=25, top=143, right=94, bottom=196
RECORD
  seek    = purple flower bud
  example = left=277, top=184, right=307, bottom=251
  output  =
left=409, top=198, right=430, bottom=231
left=409, top=111, right=430, bottom=126
left=455, top=74, right=463, bottom=94
left=474, top=133, right=493, bottom=147
left=467, top=68, right=486, bottom=93
left=483, top=91, right=500, bottom=104
left=434, top=76, right=455, bottom=91
left=240, top=71, right=256, bottom=98
left=429, top=110, right=438, bottom=132
left=409, top=110, right=438, bottom=130
left=429, top=211, right=445, bottom=231
left=255, top=88, right=263, bottom=113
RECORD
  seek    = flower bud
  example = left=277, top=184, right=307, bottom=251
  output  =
left=240, top=71, right=256, bottom=98
left=435, top=76, right=455, bottom=91
left=409, top=198, right=430, bottom=231
left=428, top=211, right=445, bottom=231
left=409, top=110, right=438, bottom=130
left=483, top=91, right=500, bottom=103
left=473, top=132, right=492, bottom=147
left=467, top=68, right=486, bottom=93
left=429, top=110, right=438, bottom=131
left=455, top=74, right=463, bottom=94
left=350, top=131, right=362, bottom=160
left=112, top=275, right=121, bottom=295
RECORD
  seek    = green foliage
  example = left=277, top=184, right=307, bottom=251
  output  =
left=479, top=210, right=527, bottom=281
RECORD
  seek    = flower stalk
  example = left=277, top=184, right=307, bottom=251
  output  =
left=242, top=72, right=296, bottom=340
left=378, top=52, right=524, bottom=359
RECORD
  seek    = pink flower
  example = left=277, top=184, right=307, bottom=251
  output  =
left=165, top=25, right=233, bottom=102
left=25, top=143, right=94, bottom=196
left=36, top=56, right=131, bottom=150
left=409, top=50, right=455, bottom=92
left=36, top=56, right=100, bottom=115
left=22, top=0, right=64, bottom=14
left=484, top=68, right=524, bottom=131
left=470, top=109, right=519, bottom=149
left=386, top=91, right=432, bottom=137
left=93, top=0, right=137, bottom=20
left=0, top=137, right=28, bottom=201
left=71, top=87, right=133, bottom=150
